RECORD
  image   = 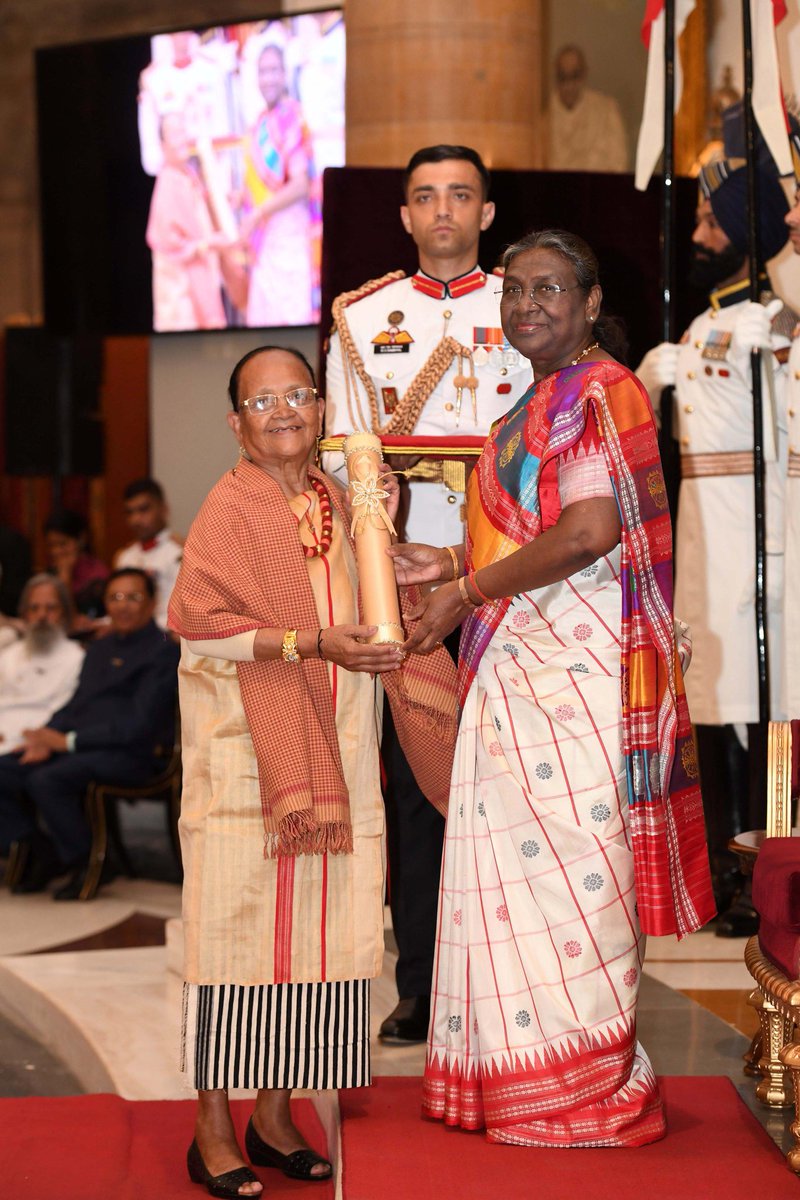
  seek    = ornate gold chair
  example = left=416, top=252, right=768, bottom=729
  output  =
left=744, top=720, right=800, bottom=1171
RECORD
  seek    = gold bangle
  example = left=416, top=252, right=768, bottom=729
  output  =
left=469, top=570, right=492, bottom=605
left=444, top=545, right=459, bottom=581
left=281, top=628, right=301, bottom=663
left=458, top=575, right=478, bottom=607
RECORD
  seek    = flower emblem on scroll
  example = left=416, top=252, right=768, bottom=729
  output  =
left=348, top=475, right=396, bottom=536
left=564, top=940, right=582, bottom=958
left=448, top=1015, right=462, bottom=1033
left=515, top=1010, right=531, bottom=1028
left=623, top=968, right=638, bottom=988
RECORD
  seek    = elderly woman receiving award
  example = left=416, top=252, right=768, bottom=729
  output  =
left=169, top=346, right=457, bottom=1198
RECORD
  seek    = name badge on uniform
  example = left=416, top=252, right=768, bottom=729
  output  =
left=372, top=312, right=413, bottom=354
left=381, top=386, right=399, bottom=413
left=701, top=330, right=732, bottom=361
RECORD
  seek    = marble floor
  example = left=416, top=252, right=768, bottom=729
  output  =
left=0, top=857, right=792, bottom=1169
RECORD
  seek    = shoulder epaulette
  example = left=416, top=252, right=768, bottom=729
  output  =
left=333, top=270, right=406, bottom=312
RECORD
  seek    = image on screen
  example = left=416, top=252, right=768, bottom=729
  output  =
left=138, top=13, right=344, bottom=333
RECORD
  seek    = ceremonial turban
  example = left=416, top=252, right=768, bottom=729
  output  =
left=698, top=157, right=789, bottom=262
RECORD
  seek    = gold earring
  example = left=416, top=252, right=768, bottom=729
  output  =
left=233, top=443, right=245, bottom=474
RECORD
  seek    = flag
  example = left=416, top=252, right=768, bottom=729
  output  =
left=635, top=1, right=697, bottom=191
left=751, top=0, right=791, bottom=176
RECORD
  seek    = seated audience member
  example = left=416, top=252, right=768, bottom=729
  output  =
left=0, top=568, right=180, bottom=899
left=43, top=510, right=110, bottom=632
left=114, top=478, right=183, bottom=630
left=0, top=575, right=84, bottom=755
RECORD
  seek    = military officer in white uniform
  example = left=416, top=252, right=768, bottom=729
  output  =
left=637, top=156, right=791, bottom=933
left=325, top=146, right=530, bottom=1041
left=325, top=144, right=530, bottom=546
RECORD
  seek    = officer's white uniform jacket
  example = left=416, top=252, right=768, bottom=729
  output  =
left=665, top=279, right=790, bottom=725
left=325, top=268, right=531, bottom=546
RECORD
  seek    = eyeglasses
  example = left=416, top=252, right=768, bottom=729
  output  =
left=496, top=284, right=580, bottom=306
left=240, top=387, right=318, bottom=414
left=107, top=591, right=145, bottom=603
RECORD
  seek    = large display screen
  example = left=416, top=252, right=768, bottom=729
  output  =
left=37, top=11, right=345, bottom=335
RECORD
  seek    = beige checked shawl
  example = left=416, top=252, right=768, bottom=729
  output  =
left=169, top=458, right=457, bottom=854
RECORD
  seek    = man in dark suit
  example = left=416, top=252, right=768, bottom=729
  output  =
left=0, top=567, right=179, bottom=898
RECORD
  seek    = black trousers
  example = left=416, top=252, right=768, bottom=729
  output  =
left=695, top=722, right=764, bottom=906
left=0, top=750, right=155, bottom=868
left=382, top=697, right=446, bottom=998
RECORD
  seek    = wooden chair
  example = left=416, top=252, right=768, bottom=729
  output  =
left=744, top=720, right=800, bottom=1171
left=78, top=709, right=183, bottom=901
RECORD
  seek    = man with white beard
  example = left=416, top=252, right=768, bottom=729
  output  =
left=0, top=575, right=83, bottom=755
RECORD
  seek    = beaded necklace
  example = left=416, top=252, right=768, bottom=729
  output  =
left=302, top=475, right=333, bottom=558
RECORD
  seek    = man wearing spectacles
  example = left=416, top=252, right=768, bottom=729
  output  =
left=325, top=145, right=530, bottom=1045
left=0, top=567, right=179, bottom=899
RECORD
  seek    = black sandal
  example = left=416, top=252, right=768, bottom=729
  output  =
left=245, top=1117, right=332, bottom=1181
left=187, top=1139, right=261, bottom=1198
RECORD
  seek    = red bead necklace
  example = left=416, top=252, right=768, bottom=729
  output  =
left=302, top=475, right=333, bottom=558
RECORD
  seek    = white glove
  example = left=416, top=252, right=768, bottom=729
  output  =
left=731, top=298, right=783, bottom=356
left=636, top=342, right=680, bottom=403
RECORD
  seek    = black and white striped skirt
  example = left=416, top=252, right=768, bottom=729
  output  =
left=181, top=978, right=370, bottom=1091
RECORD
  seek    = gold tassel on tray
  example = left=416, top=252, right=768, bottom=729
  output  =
left=343, top=432, right=404, bottom=645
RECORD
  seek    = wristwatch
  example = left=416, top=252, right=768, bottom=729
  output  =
left=281, top=628, right=302, bottom=663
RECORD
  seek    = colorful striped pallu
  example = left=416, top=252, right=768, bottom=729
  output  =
left=422, top=361, right=715, bottom=1147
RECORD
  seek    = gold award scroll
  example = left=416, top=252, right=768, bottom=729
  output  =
left=343, top=431, right=404, bottom=645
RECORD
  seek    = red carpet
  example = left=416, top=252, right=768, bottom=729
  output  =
left=340, top=1076, right=800, bottom=1199
left=0, top=1095, right=333, bottom=1200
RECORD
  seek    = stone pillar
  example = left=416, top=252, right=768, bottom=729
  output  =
left=344, top=0, right=545, bottom=169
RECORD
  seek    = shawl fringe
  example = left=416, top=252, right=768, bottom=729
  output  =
left=264, top=815, right=354, bottom=859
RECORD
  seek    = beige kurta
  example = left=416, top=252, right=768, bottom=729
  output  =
left=178, top=496, right=385, bottom=986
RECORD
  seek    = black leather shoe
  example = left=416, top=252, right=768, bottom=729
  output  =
left=379, top=995, right=430, bottom=1044
left=715, top=902, right=759, bottom=939
left=53, top=860, right=117, bottom=901
left=187, top=1139, right=261, bottom=1198
left=244, top=1117, right=331, bottom=1181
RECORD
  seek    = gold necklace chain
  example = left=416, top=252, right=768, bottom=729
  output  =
left=570, top=340, right=600, bottom=366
